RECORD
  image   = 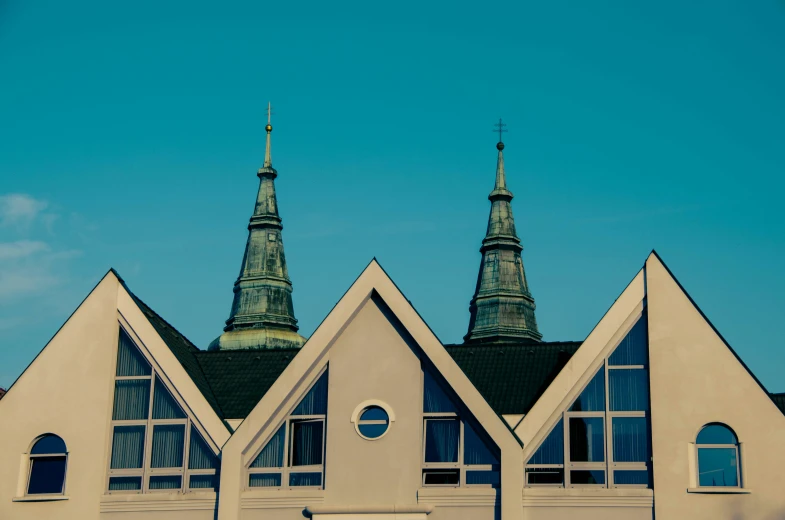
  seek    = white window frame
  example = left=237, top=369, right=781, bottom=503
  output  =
left=26, top=436, right=68, bottom=497
left=247, top=370, right=327, bottom=490
left=107, top=326, right=218, bottom=494
left=695, top=425, right=741, bottom=489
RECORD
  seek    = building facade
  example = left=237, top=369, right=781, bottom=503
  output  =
left=1, top=119, right=784, bottom=520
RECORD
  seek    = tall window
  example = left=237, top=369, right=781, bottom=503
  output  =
left=422, top=370, right=500, bottom=487
left=108, top=328, right=219, bottom=493
left=248, top=369, right=328, bottom=489
left=696, top=424, right=740, bottom=487
left=525, top=315, right=651, bottom=488
left=27, top=435, right=68, bottom=495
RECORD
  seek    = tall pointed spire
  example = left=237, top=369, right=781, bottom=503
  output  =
left=464, top=123, right=542, bottom=344
left=209, top=104, right=306, bottom=350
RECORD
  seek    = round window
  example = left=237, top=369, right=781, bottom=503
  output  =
left=357, top=406, right=390, bottom=439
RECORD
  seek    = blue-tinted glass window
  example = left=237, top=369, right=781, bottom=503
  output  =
left=110, top=426, right=146, bottom=469
left=570, top=470, right=605, bottom=485
left=698, top=448, right=738, bottom=487
left=30, top=435, right=67, bottom=455
left=149, top=475, right=181, bottom=490
left=249, top=473, right=281, bottom=487
left=251, top=425, right=285, bottom=468
left=27, top=457, right=67, bottom=494
left=466, top=470, right=500, bottom=487
left=614, top=470, right=649, bottom=485
left=612, top=417, right=649, bottom=463
left=189, top=426, right=218, bottom=470
left=116, top=330, right=151, bottom=376
left=528, top=420, right=564, bottom=465
left=290, top=472, right=322, bottom=487
left=609, top=369, right=649, bottom=411
left=697, top=424, right=737, bottom=445
left=108, top=476, right=142, bottom=491
left=112, top=380, right=150, bottom=420
left=290, top=420, right=324, bottom=466
left=150, top=424, right=185, bottom=468
left=570, top=368, right=605, bottom=412
left=291, top=372, right=328, bottom=416
left=608, top=317, right=648, bottom=366
left=463, top=420, right=499, bottom=465
left=423, top=371, right=458, bottom=413
left=152, top=378, right=186, bottom=419
left=358, top=406, right=389, bottom=439
left=189, top=474, right=218, bottom=489
left=424, top=418, right=459, bottom=463
left=569, top=417, right=604, bottom=462
left=527, top=468, right=563, bottom=485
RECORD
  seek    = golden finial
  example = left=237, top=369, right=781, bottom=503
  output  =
left=265, top=102, right=273, bottom=133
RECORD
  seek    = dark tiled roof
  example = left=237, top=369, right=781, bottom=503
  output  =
left=195, top=349, right=297, bottom=420
left=770, top=393, right=785, bottom=415
left=445, top=341, right=582, bottom=415
left=0, top=388, right=6, bottom=400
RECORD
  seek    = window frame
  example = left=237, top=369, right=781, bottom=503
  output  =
left=695, top=424, right=741, bottom=489
left=26, top=435, right=68, bottom=497
left=106, top=326, right=219, bottom=494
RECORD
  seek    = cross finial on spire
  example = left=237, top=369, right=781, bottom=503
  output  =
left=263, top=102, right=273, bottom=168
left=494, top=118, right=507, bottom=150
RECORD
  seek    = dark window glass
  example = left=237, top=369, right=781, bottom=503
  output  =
left=424, top=418, right=459, bottom=463
left=466, top=470, right=500, bottom=487
left=289, top=472, right=322, bottom=486
left=423, top=469, right=459, bottom=486
left=150, top=424, right=185, bottom=468
left=358, top=423, right=388, bottom=439
left=569, top=417, right=604, bottom=462
left=358, top=406, right=389, bottom=439
left=27, top=457, right=67, bottom=494
left=614, top=470, right=649, bottom=486
left=149, top=475, right=181, bottom=490
left=698, top=448, right=738, bottom=487
left=528, top=420, right=564, bottom=465
left=612, top=417, right=649, bottom=462
left=108, top=476, right=142, bottom=491
left=30, top=435, right=67, bottom=455
left=292, top=372, right=328, bottom=416
left=189, top=474, right=218, bottom=490
left=189, top=426, right=218, bottom=470
left=570, top=368, right=605, bottom=412
left=249, top=473, right=281, bottom=487
left=609, top=369, right=649, bottom=411
left=423, top=371, right=458, bottom=413
left=252, top=424, right=285, bottom=468
left=290, top=420, right=324, bottom=466
left=110, top=425, right=146, bottom=469
left=697, top=424, right=737, bottom=445
left=152, top=378, right=186, bottom=419
left=112, top=379, right=151, bottom=420
left=608, top=317, right=648, bottom=366
left=571, top=470, right=606, bottom=485
left=360, top=406, right=388, bottom=422
left=527, top=468, right=564, bottom=485
left=463, top=420, right=499, bottom=465
left=116, top=330, right=151, bottom=376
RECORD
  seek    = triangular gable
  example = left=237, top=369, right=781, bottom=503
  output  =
left=516, top=268, right=646, bottom=454
left=116, top=277, right=231, bottom=449
left=219, top=259, right=523, bottom=520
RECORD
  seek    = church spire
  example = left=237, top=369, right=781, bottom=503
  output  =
left=464, top=121, right=542, bottom=344
left=209, top=104, right=305, bottom=350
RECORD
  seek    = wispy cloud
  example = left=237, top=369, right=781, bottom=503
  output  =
left=0, top=240, right=49, bottom=260
left=0, top=194, right=48, bottom=230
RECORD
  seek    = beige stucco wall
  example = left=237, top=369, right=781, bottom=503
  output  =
left=647, top=255, right=785, bottom=519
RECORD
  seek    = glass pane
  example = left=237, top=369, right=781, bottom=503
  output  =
left=251, top=424, right=285, bottom=468
left=360, top=406, right=388, bottom=422
left=27, top=457, right=66, bottom=494
left=291, top=420, right=324, bottom=466
left=110, top=426, right=146, bottom=469
left=698, top=447, right=738, bottom=487
left=189, top=474, right=218, bottom=490
left=570, top=368, right=605, bottom=412
left=423, top=469, right=459, bottom=486
left=697, top=424, right=737, bottom=445
left=116, top=329, right=151, bottom=376
left=149, top=475, right=182, bottom=490
left=189, top=426, right=218, bottom=470
left=108, top=476, right=142, bottom=491
left=423, top=371, right=458, bottom=413
left=527, top=468, right=564, bottom=485
left=292, top=371, right=328, bottom=416
left=528, top=420, right=564, bottom=465
left=249, top=473, right=281, bottom=487
left=112, top=379, right=150, bottom=420
left=358, top=423, right=388, bottom=439
left=152, top=378, right=186, bottom=419
left=614, top=470, right=649, bottom=486
left=609, top=317, right=648, bottom=366
left=290, top=472, right=322, bottom=486
left=464, top=420, right=498, bottom=465
left=569, top=417, right=604, bottom=462
left=30, top=435, right=67, bottom=454
left=570, top=470, right=605, bottom=485
left=151, top=424, right=185, bottom=468
left=612, top=417, right=649, bottom=462
left=424, top=418, right=459, bottom=463
left=466, top=470, right=500, bottom=487
left=609, top=369, right=649, bottom=411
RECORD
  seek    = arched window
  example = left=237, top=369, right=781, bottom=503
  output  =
left=696, top=424, right=740, bottom=487
left=27, top=434, right=68, bottom=495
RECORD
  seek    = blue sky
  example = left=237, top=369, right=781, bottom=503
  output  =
left=1, top=0, right=783, bottom=391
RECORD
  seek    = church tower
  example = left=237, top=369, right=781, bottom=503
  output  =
left=464, top=122, right=542, bottom=344
left=209, top=105, right=306, bottom=350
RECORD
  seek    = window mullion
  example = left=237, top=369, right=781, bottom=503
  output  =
left=143, top=372, right=155, bottom=493
left=182, top=419, right=191, bottom=492
left=604, top=357, right=611, bottom=488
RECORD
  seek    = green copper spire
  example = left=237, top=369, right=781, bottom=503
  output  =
left=209, top=104, right=306, bottom=350
left=464, top=128, right=542, bottom=344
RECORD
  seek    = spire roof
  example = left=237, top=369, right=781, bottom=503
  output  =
left=464, top=129, right=542, bottom=344
left=209, top=105, right=305, bottom=351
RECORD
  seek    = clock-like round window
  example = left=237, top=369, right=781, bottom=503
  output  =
left=357, top=406, right=390, bottom=440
